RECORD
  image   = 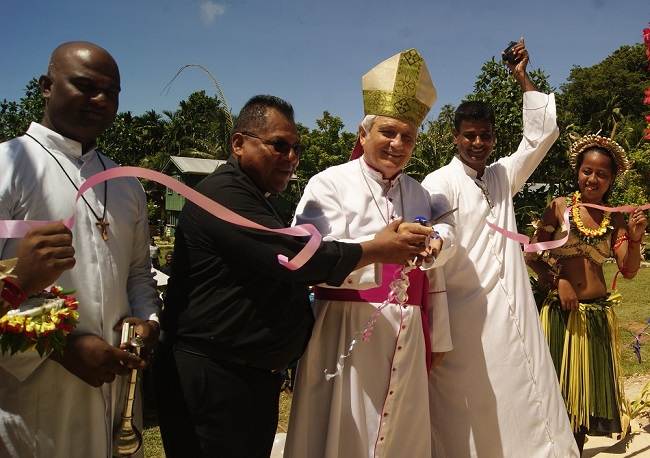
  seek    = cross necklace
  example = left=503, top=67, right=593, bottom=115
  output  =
left=25, top=133, right=110, bottom=241
left=359, top=159, right=404, bottom=225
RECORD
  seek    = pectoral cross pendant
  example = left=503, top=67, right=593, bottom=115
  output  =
left=96, top=218, right=110, bottom=241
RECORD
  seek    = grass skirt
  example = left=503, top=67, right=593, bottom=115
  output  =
left=538, top=289, right=626, bottom=435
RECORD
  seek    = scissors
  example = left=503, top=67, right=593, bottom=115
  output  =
left=430, top=207, right=458, bottom=225
left=409, top=207, right=458, bottom=266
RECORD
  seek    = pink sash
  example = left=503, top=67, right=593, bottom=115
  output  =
left=314, top=264, right=432, bottom=371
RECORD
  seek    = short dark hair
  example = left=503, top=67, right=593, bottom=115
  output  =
left=454, top=101, right=495, bottom=131
left=232, top=95, right=295, bottom=134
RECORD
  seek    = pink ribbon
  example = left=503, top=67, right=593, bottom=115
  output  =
left=487, top=202, right=650, bottom=252
left=0, top=166, right=321, bottom=270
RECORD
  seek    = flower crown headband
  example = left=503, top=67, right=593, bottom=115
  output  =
left=569, top=134, right=630, bottom=176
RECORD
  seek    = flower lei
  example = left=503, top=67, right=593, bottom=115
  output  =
left=570, top=191, right=612, bottom=245
left=0, top=286, right=79, bottom=357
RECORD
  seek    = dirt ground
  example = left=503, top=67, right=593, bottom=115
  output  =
left=623, top=373, right=650, bottom=429
left=583, top=374, right=650, bottom=457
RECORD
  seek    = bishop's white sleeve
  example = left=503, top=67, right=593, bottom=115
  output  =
left=294, top=174, right=380, bottom=290
left=420, top=192, right=457, bottom=270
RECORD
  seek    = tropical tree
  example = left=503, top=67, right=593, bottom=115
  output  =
left=136, top=110, right=167, bottom=159
left=559, top=44, right=648, bottom=139
left=559, top=43, right=650, bottom=210
left=97, top=111, right=142, bottom=166
left=0, top=79, right=44, bottom=142
left=610, top=142, right=650, bottom=207
left=408, top=103, right=456, bottom=182
left=160, top=90, right=230, bottom=159
left=297, top=111, right=356, bottom=188
left=138, top=91, right=231, bottom=224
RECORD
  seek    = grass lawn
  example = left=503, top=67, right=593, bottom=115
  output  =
left=604, top=262, right=650, bottom=377
left=141, top=393, right=293, bottom=458
left=142, top=263, right=650, bottom=457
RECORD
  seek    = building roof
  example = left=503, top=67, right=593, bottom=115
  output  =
left=169, top=156, right=226, bottom=175
left=168, top=155, right=298, bottom=180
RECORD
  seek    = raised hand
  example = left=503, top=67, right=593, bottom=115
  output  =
left=627, top=208, right=648, bottom=242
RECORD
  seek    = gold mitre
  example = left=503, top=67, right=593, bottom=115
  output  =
left=362, top=48, right=437, bottom=126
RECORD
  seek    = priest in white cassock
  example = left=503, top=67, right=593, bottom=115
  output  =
left=0, top=41, right=159, bottom=458
left=422, top=38, right=579, bottom=457
left=285, top=49, right=455, bottom=458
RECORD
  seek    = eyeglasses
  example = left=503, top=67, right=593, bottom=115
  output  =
left=475, top=179, right=494, bottom=209
left=241, top=132, right=305, bottom=158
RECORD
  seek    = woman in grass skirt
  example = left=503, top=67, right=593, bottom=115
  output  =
left=526, top=134, right=647, bottom=454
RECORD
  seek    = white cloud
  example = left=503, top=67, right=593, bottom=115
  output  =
left=200, top=1, right=228, bottom=24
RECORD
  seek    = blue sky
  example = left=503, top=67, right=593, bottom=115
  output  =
left=1, top=0, right=648, bottom=131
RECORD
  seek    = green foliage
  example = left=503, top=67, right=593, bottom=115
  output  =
left=98, top=111, right=143, bottom=166
left=558, top=43, right=650, bottom=226
left=0, top=79, right=44, bottom=142
left=559, top=44, right=648, bottom=137
left=147, top=199, right=160, bottom=223
left=296, top=111, right=356, bottom=189
left=273, top=112, right=355, bottom=221
left=614, top=143, right=650, bottom=208
left=3, top=42, right=649, bottom=232
left=469, top=58, right=554, bottom=162
left=407, top=104, right=456, bottom=182
left=106, top=91, right=230, bottom=224
left=625, top=378, right=650, bottom=421
left=417, top=58, right=569, bottom=230
left=611, top=173, right=648, bottom=209
left=98, top=110, right=168, bottom=167
left=161, top=90, right=230, bottom=160
left=99, top=90, right=230, bottom=168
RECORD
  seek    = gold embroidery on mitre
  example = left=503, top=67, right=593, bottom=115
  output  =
left=362, top=48, right=436, bottom=126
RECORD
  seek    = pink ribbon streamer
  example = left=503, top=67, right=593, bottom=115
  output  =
left=487, top=202, right=650, bottom=252
left=323, top=264, right=420, bottom=380
left=0, top=166, right=321, bottom=270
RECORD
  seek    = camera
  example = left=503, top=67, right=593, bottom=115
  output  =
left=503, top=41, right=522, bottom=65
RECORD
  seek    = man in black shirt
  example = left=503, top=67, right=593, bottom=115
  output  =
left=159, top=251, right=173, bottom=276
left=153, top=95, right=435, bottom=457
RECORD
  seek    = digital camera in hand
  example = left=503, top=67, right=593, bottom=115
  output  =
left=503, top=41, right=522, bottom=65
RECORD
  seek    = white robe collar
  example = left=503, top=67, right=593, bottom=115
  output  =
left=358, top=156, right=404, bottom=189
left=451, top=155, right=480, bottom=179
left=27, top=122, right=97, bottom=161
